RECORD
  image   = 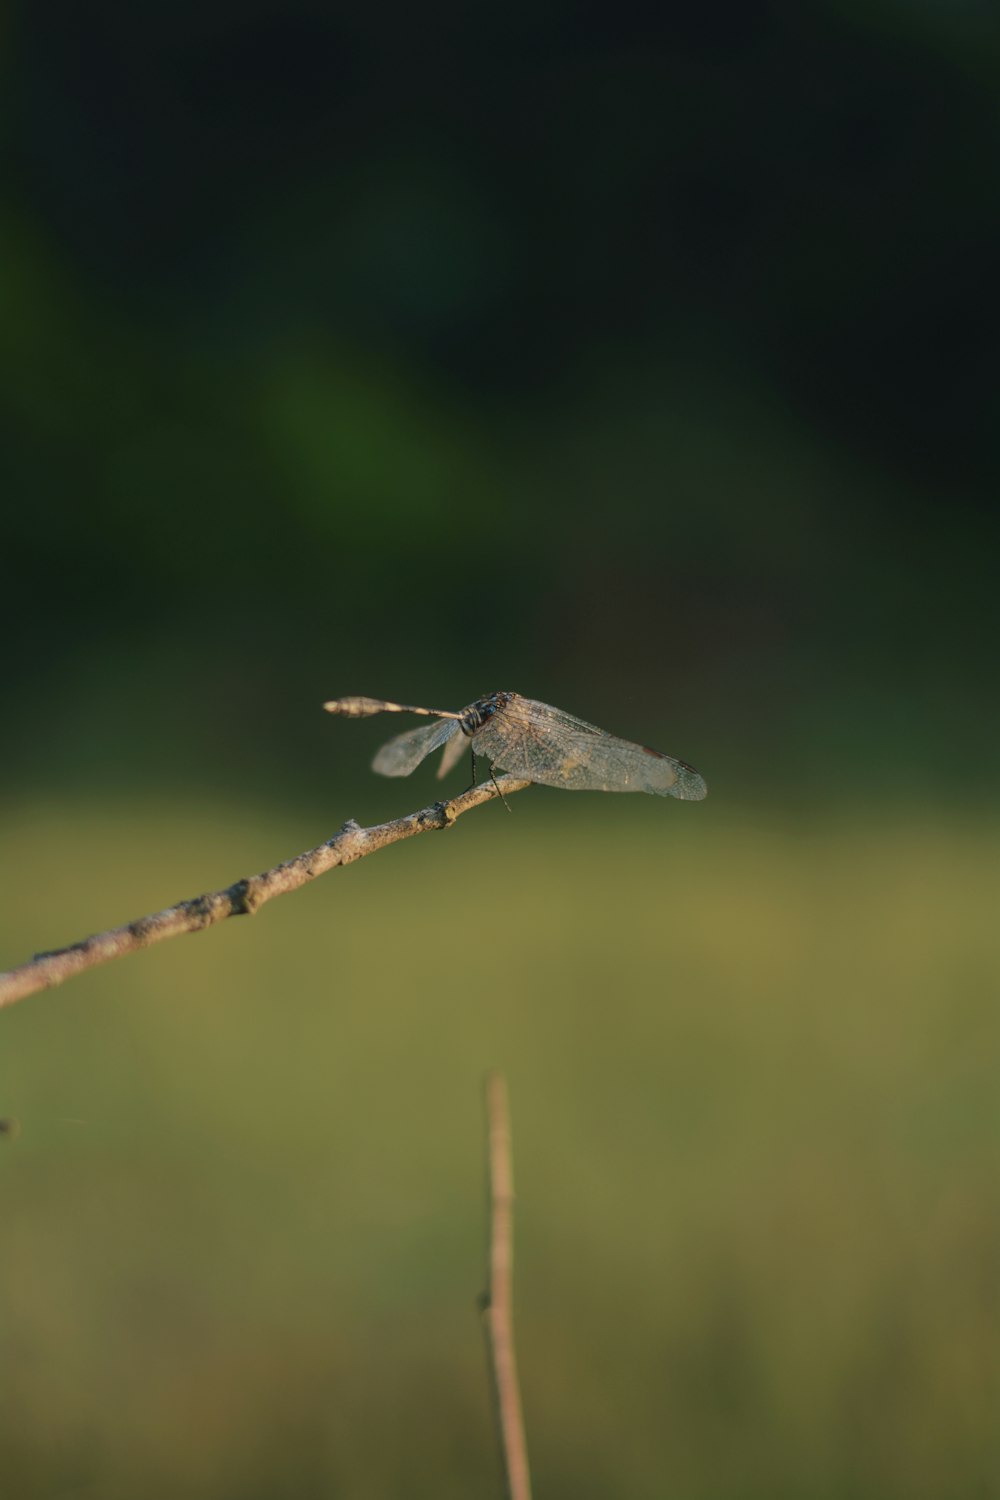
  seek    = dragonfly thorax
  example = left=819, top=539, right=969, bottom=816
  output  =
left=458, top=690, right=515, bottom=737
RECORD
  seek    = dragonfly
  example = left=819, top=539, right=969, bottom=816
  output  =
left=323, top=691, right=707, bottom=800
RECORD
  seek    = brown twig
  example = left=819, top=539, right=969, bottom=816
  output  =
left=481, top=1071, right=533, bottom=1500
left=0, top=776, right=530, bottom=1011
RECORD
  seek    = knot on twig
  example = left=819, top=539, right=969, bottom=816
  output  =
left=228, top=879, right=263, bottom=917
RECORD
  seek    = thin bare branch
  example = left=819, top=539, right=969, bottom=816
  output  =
left=0, top=776, right=530, bottom=1012
left=481, top=1071, right=533, bottom=1500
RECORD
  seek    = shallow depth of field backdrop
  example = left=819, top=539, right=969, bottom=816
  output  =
left=2, top=6, right=999, bottom=1499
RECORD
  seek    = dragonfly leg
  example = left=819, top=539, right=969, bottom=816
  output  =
left=489, top=764, right=513, bottom=812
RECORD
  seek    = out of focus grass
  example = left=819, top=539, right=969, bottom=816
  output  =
left=1, top=795, right=998, bottom=1499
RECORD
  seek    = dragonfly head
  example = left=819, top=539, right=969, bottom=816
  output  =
left=462, top=690, right=515, bottom=734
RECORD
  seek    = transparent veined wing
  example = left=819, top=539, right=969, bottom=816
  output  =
left=472, top=695, right=707, bottom=800
left=372, top=717, right=460, bottom=778
left=436, top=728, right=470, bottom=780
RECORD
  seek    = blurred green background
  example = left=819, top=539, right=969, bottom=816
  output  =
left=2, top=3, right=999, bottom=1497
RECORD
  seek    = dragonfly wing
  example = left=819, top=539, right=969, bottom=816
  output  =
left=473, top=697, right=707, bottom=800
left=568, top=739, right=708, bottom=800
left=436, top=729, right=469, bottom=780
left=470, top=696, right=584, bottom=780
left=372, top=718, right=458, bottom=778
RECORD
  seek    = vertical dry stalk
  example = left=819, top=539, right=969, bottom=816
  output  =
left=481, top=1071, right=533, bottom=1500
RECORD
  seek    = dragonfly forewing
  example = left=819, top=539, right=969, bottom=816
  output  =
left=471, top=696, right=708, bottom=800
